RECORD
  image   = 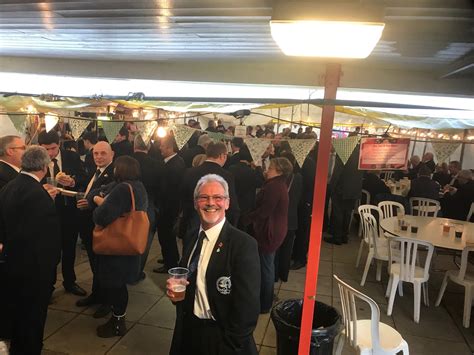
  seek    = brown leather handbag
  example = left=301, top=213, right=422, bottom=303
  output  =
left=93, top=183, right=150, bottom=255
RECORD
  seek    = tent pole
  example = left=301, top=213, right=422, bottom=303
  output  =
left=298, top=63, right=341, bottom=355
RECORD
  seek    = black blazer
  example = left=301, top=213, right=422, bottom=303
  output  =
left=362, top=173, right=390, bottom=203
left=84, top=148, right=96, bottom=178
left=132, top=151, right=163, bottom=205
left=407, top=176, right=440, bottom=201
left=228, top=162, right=264, bottom=216
left=0, top=174, right=61, bottom=277
left=331, top=146, right=364, bottom=200
left=160, top=154, right=186, bottom=222
left=443, top=180, right=474, bottom=221
left=224, top=152, right=241, bottom=169
left=111, top=139, right=133, bottom=158
left=181, top=161, right=240, bottom=225
left=287, top=173, right=303, bottom=230
left=181, top=145, right=205, bottom=168
left=171, top=221, right=260, bottom=355
left=0, top=162, right=18, bottom=190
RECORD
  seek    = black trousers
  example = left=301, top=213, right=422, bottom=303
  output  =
left=274, top=230, right=296, bottom=282
left=6, top=272, right=55, bottom=355
left=78, top=213, right=103, bottom=302
left=181, top=314, right=220, bottom=355
left=292, top=202, right=312, bottom=264
left=106, top=284, right=128, bottom=316
left=157, top=216, right=179, bottom=270
left=58, top=207, right=79, bottom=288
left=139, top=204, right=157, bottom=275
left=331, top=193, right=356, bottom=243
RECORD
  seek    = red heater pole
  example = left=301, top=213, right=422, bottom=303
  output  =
left=298, top=63, right=341, bottom=355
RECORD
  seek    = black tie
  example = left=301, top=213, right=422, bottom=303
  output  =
left=94, top=169, right=101, bottom=181
left=188, top=231, right=206, bottom=276
left=52, top=158, right=60, bottom=178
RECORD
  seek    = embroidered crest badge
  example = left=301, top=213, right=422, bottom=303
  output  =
left=216, top=276, right=231, bottom=295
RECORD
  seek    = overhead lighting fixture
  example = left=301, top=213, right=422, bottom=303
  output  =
left=270, top=2, right=385, bottom=58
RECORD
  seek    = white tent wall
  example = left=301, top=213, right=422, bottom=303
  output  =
left=463, top=144, right=474, bottom=170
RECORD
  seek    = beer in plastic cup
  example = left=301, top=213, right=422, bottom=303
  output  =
left=168, top=267, right=189, bottom=301
left=455, top=225, right=464, bottom=239
left=46, top=177, right=58, bottom=187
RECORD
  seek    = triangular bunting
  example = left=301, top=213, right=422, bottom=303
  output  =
left=287, top=139, right=316, bottom=167
left=136, top=120, right=158, bottom=145
left=45, top=115, right=59, bottom=133
left=101, top=121, right=124, bottom=143
left=171, top=124, right=196, bottom=150
left=8, top=114, right=29, bottom=135
left=69, top=118, right=91, bottom=139
left=431, top=142, right=461, bottom=163
left=332, top=136, right=360, bottom=165
left=244, top=138, right=271, bottom=166
left=207, top=131, right=227, bottom=142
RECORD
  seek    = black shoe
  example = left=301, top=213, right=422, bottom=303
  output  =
left=76, top=294, right=99, bottom=307
left=96, top=315, right=127, bottom=338
left=153, top=266, right=168, bottom=274
left=156, top=258, right=164, bottom=264
left=290, top=261, right=306, bottom=270
left=65, top=284, right=87, bottom=297
left=323, top=237, right=342, bottom=245
left=93, top=304, right=112, bottom=319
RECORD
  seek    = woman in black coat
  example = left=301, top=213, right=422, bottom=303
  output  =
left=275, top=152, right=303, bottom=282
left=88, top=156, right=148, bottom=338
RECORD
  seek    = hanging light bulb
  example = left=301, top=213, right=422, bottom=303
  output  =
left=452, top=135, right=460, bottom=140
left=156, top=126, right=167, bottom=138
left=438, top=134, right=444, bottom=139
left=467, top=136, right=474, bottom=140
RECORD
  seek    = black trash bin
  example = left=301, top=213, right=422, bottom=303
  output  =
left=271, top=299, right=342, bottom=355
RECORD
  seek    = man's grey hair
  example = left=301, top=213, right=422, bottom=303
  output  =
left=197, top=134, right=212, bottom=148
left=459, top=169, right=473, bottom=180
left=21, top=146, right=50, bottom=172
left=134, top=134, right=148, bottom=151
left=0, top=135, right=20, bottom=157
left=194, top=174, right=229, bottom=201
left=410, top=155, right=420, bottom=164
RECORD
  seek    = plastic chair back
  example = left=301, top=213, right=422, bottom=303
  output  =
left=358, top=205, right=382, bottom=242
left=388, top=237, right=434, bottom=283
left=382, top=171, right=394, bottom=182
left=361, top=213, right=386, bottom=258
left=409, top=197, right=440, bottom=217
left=467, top=203, right=474, bottom=222
left=378, top=201, right=405, bottom=219
left=334, top=275, right=381, bottom=351
left=457, top=246, right=474, bottom=281
left=361, top=189, right=371, bottom=205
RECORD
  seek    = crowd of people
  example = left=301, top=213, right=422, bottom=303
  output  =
left=0, top=119, right=472, bottom=354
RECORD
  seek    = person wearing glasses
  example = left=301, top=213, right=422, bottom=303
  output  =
left=0, top=135, right=25, bottom=189
left=168, top=174, right=260, bottom=355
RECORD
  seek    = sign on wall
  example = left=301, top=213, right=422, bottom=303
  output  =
left=359, top=138, right=410, bottom=170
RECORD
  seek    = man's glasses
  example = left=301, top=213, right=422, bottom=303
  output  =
left=195, top=195, right=228, bottom=203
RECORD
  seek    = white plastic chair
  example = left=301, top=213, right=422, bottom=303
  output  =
left=356, top=190, right=372, bottom=237
left=378, top=201, right=405, bottom=219
left=382, top=171, right=394, bottom=182
left=334, top=275, right=409, bottom=355
left=467, top=202, right=474, bottom=222
left=386, top=237, right=434, bottom=323
left=356, top=204, right=382, bottom=268
left=359, top=212, right=388, bottom=286
left=409, top=197, right=440, bottom=217
left=435, top=246, right=474, bottom=328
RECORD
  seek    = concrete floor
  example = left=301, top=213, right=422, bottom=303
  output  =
left=36, top=232, right=474, bottom=355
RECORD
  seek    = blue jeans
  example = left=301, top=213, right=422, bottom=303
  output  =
left=259, top=251, right=275, bottom=312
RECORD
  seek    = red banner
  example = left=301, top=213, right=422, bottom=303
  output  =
left=358, top=138, right=410, bottom=170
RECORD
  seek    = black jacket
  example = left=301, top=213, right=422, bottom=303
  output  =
left=111, top=139, right=133, bottom=158
left=0, top=173, right=61, bottom=278
left=181, top=161, right=240, bottom=225
left=362, top=173, right=390, bottom=203
left=0, top=161, right=18, bottom=190
left=84, top=148, right=96, bottom=178
left=132, top=151, right=163, bottom=205
left=287, top=173, right=303, bottom=230
left=443, top=180, right=474, bottom=221
left=181, top=145, right=205, bottom=168
left=331, top=146, right=363, bottom=200
left=224, top=152, right=241, bottom=169
left=407, top=176, right=440, bottom=201
left=228, top=162, right=263, bottom=217
left=160, top=154, right=186, bottom=222
left=171, top=221, right=260, bottom=355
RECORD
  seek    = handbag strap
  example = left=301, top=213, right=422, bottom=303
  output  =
left=125, top=183, right=136, bottom=212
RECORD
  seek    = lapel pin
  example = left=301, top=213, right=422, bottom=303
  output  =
left=216, top=242, right=223, bottom=253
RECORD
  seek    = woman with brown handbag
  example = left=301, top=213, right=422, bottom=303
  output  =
left=88, top=156, right=148, bottom=338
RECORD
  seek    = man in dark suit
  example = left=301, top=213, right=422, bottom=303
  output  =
left=0, top=135, right=25, bottom=189
left=0, top=146, right=61, bottom=354
left=421, top=152, right=436, bottom=173
left=325, top=145, right=364, bottom=245
left=180, top=142, right=240, bottom=249
left=167, top=174, right=260, bottom=355
left=447, top=160, right=462, bottom=188
left=82, top=131, right=97, bottom=177
left=407, top=165, right=440, bottom=201
left=154, top=136, right=186, bottom=274
left=111, top=126, right=133, bottom=158
left=443, top=170, right=474, bottom=221
left=224, top=137, right=243, bottom=169
left=75, top=141, right=115, bottom=317
left=132, top=135, right=164, bottom=280
left=181, top=133, right=212, bottom=168
left=38, top=130, right=87, bottom=296
left=362, top=170, right=390, bottom=203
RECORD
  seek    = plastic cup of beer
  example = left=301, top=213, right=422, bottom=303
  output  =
left=75, top=192, right=85, bottom=202
left=455, top=225, right=464, bottom=239
left=168, top=267, right=189, bottom=301
left=46, top=177, right=58, bottom=187
left=410, top=225, right=418, bottom=234
left=443, top=223, right=451, bottom=234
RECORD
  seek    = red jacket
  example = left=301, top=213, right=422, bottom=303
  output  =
left=249, top=175, right=289, bottom=253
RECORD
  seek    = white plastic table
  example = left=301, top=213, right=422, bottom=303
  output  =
left=380, top=216, right=474, bottom=251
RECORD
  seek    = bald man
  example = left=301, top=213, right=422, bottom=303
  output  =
left=76, top=141, right=115, bottom=317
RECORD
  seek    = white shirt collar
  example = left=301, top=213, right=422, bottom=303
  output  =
left=49, top=150, right=62, bottom=175
left=0, top=160, right=20, bottom=173
left=164, top=153, right=177, bottom=163
left=199, top=217, right=226, bottom=242
left=20, top=171, right=40, bottom=182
